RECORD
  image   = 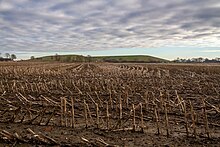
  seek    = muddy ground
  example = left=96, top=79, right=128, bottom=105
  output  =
left=0, top=62, right=220, bottom=146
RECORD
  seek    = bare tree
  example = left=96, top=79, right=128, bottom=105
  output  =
left=5, top=53, right=10, bottom=58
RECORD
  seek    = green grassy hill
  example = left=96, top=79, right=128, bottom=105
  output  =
left=31, top=55, right=169, bottom=63
left=92, top=55, right=168, bottom=63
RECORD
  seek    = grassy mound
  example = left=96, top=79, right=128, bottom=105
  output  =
left=31, top=55, right=169, bottom=63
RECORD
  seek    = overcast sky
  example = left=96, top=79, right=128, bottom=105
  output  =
left=0, top=0, right=220, bottom=59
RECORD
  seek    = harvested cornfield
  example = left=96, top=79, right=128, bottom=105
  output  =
left=0, top=62, right=220, bottom=146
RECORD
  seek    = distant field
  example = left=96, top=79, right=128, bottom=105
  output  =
left=31, top=54, right=169, bottom=63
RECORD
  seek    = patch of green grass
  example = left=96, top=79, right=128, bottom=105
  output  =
left=93, top=55, right=169, bottom=63
left=30, top=55, right=169, bottom=63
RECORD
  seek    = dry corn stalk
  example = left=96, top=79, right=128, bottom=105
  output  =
left=95, top=103, right=99, bottom=128
left=63, top=98, right=67, bottom=127
left=154, top=104, right=160, bottom=135
left=189, top=100, right=196, bottom=137
left=140, top=103, right=144, bottom=132
left=175, top=90, right=184, bottom=113
left=183, top=102, right=189, bottom=137
left=86, top=102, right=93, bottom=124
left=84, top=100, right=88, bottom=128
left=71, top=97, right=75, bottom=128
left=119, top=94, right=122, bottom=127
left=60, top=98, right=64, bottom=126
left=106, top=102, right=110, bottom=129
left=45, top=109, right=55, bottom=126
left=132, top=104, right=136, bottom=131
left=125, top=90, right=129, bottom=109
left=202, top=98, right=210, bottom=138
left=164, top=103, right=169, bottom=137
left=109, top=90, right=113, bottom=110
left=159, top=91, right=164, bottom=111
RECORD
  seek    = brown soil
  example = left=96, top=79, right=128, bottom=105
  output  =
left=0, top=62, right=220, bottom=146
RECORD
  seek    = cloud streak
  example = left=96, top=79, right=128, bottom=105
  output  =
left=0, top=0, right=220, bottom=53
left=201, top=50, right=220, bottom=53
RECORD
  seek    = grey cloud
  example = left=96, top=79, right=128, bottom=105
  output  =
left=0, top=0, right=220, bottom=53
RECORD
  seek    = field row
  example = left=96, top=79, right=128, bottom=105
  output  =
left=0, top=62, right=220, bottom=145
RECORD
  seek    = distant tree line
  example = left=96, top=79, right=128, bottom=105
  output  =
left=0, top=53, right=17, bottom=61
left=31, top=54, right=88, bottom=62
left=173, top=57, right=220, bottom=63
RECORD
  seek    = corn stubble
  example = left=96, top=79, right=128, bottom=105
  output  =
left=0, top=62, right=219, bottom=145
